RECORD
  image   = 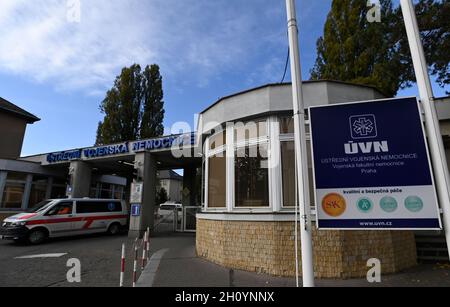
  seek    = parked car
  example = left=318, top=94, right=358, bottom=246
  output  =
left=157, top=201, right=182, bottom=222
left=0, top=198, right=128, bottom=244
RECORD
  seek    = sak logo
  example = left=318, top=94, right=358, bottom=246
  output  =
left=344, top=114, right=389, bottom=155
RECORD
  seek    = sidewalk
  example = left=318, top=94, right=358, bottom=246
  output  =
left=137, top=233, right=450, bottom=287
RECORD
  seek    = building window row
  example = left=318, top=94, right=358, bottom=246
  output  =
left=0, top=172, right=67, bottom=210
left=89, top=182, right=125, bottom=200
left=0, top=171, right=128, bottom=211
left=204, top=116, right=310, bottom=212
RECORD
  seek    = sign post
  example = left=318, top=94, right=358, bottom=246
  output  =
left=400, top=0, right=450, bottom=258
left=285, top=0, right=315, bottom=287
left=310, top=97, right=442, bottom=230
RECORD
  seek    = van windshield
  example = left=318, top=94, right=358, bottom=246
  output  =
left=27, top=200, right=53, bottom=213
left=160, top=205, right=175, bottom=211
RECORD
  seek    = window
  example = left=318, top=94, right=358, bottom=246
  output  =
left=1, top=172, right=27, bottom=209
left=280, top=140, right=315, bottom=208
left=89, top=182, right=125, bottom=200
left=201, top=159, right=206, bottom=206
left=235, top=145, right=269, bottom=207
left=280, top=116, right=295, bottom=134
left=89, top=182, right=100, bottom=198
left=29, top=176, right=48, bottom=208
left=281, top=141, right=296, bottom=207
left=76, top=201, right=122, bottom=214
left=209, top=130, right=226, bottom=150
left=51, top=178, right=67, bottom=199
left=114, top=186, right=124, bottom=200
left=46, top=202, right=73, bottom=216
left=28, top=200, right=53, bottom=213
left=207, top=153, right=226, bottom=208
left=100, top=183, right=113, bottom=199
left=234, top=120, right=267, bottom=142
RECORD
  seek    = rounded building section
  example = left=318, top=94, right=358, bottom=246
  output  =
left=195, top=81, right=417, bottom=278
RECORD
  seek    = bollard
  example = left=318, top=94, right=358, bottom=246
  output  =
left=120, top=243, right=126, bottom=287
left=146, top=227, right=151, bottom=262
left=132, top=239, right=138, bottom=287
left=141, top=231, right=148, bottom=270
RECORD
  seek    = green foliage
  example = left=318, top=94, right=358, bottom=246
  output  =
left=311, top=0, right=449, bottom=96
left=156, top=187, right=169, bottom=205
left=96, top=64, right=165, bottom=145
left=402, top=0, right=449, bottom=92
left=141, top=65, right=165, bottom=138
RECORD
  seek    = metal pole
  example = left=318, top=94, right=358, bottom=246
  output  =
left=400, top=0, right=450, bottom=260
left=285, top=0, right=315, bottom=287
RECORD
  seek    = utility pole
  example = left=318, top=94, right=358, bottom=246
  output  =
left=400, top=0, right=450, bottom=260
left=285, top=0, right=315, bottom=287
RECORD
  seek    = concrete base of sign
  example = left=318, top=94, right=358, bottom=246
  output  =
left=196, top=216, right=418, bottom=279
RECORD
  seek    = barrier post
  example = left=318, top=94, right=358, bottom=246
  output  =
left=119, top=243, right=126, bottom=287
left=141, top=231, right=148, bottom=270
left=132, top=239, right=138, bottom=287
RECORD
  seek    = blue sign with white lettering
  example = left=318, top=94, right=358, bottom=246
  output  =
left=45, top=133, right=196, bottom=164
left=131, top=204, right=141, bottom=217
left=309, top=97, right=441, bottom=230
left=83, top=143, right=129, bottom=159
left=47, top=150, right=82, bottom=163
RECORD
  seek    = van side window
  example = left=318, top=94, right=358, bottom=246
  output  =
left=46, top=202, right=73, bottom=216
left=76, top=201, right=122, bottom=214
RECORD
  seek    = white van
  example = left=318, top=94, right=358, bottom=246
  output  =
left=157, top=201, right=182, bottom=222
left=0, top=199, right=128, bottom=244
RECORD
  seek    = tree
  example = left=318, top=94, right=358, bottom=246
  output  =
left=395, top=0, right=449, bottom=93
left=141, top=65, right=165, bottom=138
left=96, top=64, right=165, bottom=145
left=311, top=0, right=449, bottom=97
left=156, top=187, right=169, bottom=205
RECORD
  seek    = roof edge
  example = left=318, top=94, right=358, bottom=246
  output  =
left=0, top=97, right=41, bottom=123
left=199, top=80, right=385, bottom=115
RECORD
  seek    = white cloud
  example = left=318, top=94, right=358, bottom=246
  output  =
left=0, top=0, right=285, bottom=95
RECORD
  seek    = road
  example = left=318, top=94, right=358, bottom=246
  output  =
left=0, top=233, right=137, bottom=287
left=1, top=230, right=449, bottom=287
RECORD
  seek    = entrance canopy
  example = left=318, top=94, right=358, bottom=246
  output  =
left=21, top=132, right=201, bottom=172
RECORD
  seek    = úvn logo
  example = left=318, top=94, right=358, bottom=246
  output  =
left=350, top=114, right=378, bottom=139
left=344, top=114, right=389, bottom=155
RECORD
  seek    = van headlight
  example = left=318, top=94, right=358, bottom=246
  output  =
left=11, top=221, right=27, bottom=227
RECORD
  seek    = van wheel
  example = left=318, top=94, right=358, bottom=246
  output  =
left=108, top=223, right=121, bottom=235
left=28, top=229, right=48, bottom=245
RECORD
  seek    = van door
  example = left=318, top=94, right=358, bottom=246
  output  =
left=43, top=201, right=75, bottom=236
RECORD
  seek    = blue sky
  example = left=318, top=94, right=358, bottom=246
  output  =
left=0, top=0, right=447, bottom=156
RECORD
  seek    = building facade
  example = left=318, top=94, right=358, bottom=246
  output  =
left=195, top=82, right=449, bottom=278
left=1, top=82, right=449, bottom=278
left=157, top=170, right=183, bottom=203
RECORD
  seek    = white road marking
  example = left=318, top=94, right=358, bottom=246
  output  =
left=14, top=253, right=68, bottom=259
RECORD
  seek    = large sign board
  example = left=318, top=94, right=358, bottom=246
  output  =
left=309, top=97, right=442, bottom=230
left=45, top=133, right=195, bottom=164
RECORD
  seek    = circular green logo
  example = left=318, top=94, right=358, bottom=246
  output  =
left=405, top=196, right=424, bottom=212
left=380, top=197, right=398, bottom=213
left=357, top=198, right=373, bottom=213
